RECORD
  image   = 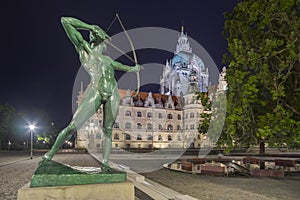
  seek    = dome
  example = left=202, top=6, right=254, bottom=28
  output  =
left=171, top=51, right=205, bottom=72
left=191, top=54, right=205, bottom=72
left=171, top=52, right=192, bottom=69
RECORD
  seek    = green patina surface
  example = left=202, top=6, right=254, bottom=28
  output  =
left=30, top=161, right=126, bottom=188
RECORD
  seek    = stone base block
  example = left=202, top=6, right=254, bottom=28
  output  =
left=18, top=181, right=134, bottom=200
left=250, top=169, right=285, bottom=177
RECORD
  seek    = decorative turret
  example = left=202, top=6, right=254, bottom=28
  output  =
left=144, top=92, right=155, bottom=108
left=121, top=89, right=134, bottom=106
left=164, top=95, right=175, bottom=109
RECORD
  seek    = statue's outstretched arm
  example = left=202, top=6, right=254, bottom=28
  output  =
left=111, top=60, right=140, bottom=72
left=61, top=17, right=94, bottom=53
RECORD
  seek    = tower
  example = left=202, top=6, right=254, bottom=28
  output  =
left=160, top=26, right=209, bottom=96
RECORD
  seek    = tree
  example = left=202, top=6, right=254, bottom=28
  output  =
left=0, top=104, right=15, bottom=150
left=223, top=0, right=300, bottom=168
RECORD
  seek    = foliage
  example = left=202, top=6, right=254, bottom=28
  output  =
left=0, top=104, right=15, bottom=150
left=223, top=0, right=300, bottom=151
left=196, top=91, right=227, bottom=145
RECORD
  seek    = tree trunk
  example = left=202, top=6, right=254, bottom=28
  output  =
left=259, top=141, right=265, bottom=169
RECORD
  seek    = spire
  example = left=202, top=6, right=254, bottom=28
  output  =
left=181, top=25, right=184, bottom=34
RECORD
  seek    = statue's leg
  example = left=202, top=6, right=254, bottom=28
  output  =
left=102, top=91, right=120, bottom=169
left=42, top=88, right=102, bottom=162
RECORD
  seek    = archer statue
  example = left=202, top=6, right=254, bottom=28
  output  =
left=41, top=17, right=141, bottom=171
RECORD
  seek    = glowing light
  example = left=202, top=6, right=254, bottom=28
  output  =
left=28, top=124, right=36, bottom=131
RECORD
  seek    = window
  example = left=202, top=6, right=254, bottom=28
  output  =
left=158, top=124, right=163, bottom=130
left=99, top=120, right=102, bottom=127
left=158, top=135, right=162, bottom=141
left=137, top=111, right=142, bottom=117
left=167, top=114, right=173, bottom=119
left=147, top=123, right=153, bottom=130
left=115, top=143, right=119, bottom=148
left=186, top=113, right=188, bottom=119
left=190, top=124, right=195, bottom=130
left=96, top=143, right=101, bottom=148
left=147, top=135, right=153, bottom=140
left=168, top=135, right=172, bottom=141
left=147, top=112, right=153, bottom=118
left=197, top=113, right=200, bottom=118
left=190, top=113, right=194, bottom=118
left=177, top=135, right=181, bottom=141
left=125, top=134, right=131, bottom=140
left=167, top=125, right=173, bottom=131
left=137, top=134, right=142, bottom=140
left=96, top=133, right=101, bottom=139
left=197, top=134, right=201, bottom=140
left=177, top=114, right=181, bottom=120
left=114, top=133, right=119, bottom=140
left=137, top=123, right=142, bottom=129
left=126, top=144, right=130, bottom=148
left=186, top=125, right=188, bottom=130
left=158, top=113, right=162, bottom=118
left=125, top=122, right=131, bottom=129
left=125, top=110, right=131, bottom=116
left=113, top=122, right=119, bottom=128
left=138, top=144, right=141, bottom=148
left=177, top=125, right=181, bottom=130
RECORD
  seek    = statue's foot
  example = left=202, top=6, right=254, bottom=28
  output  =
left=39, top=151, right=54, bottom=165
left=101, top=161, right=113, bottom=172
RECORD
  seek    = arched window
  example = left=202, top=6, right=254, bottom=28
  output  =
left=158, top=135, right=162, bottom=141
left=137, top=111, right=142, bottom=117
left=167, top=114, right=173, bottom=119
left=190, top=113, right=194, bottom=118
left=147, top=112, right=153, bottom=118
left=125, top=134, right=131, bottom=140
left=125, top=122, right=131, bottom=129
left=177, top=125, right=181, bottom=130
left=147, top=135, right=153, bottom=140
left=197, top=134, right=201, bottom=140
left=158, top=113, right=162, bottom=118
left=137, top=134, right=142, bottom=140
left=113, top=122, right=119, bottom=128
left=177, top=114, right=181, bottom=120
left=96, top=133, right=101, bottom=139
left=168, top=135, right=172, bottom=141
left=137, top=123, right=142, bottom=129
left=125, top=110, right=131, bottom=116
left=138, top=144, right=141, bottom=148
left=147, top=123, right=153, bottom=130
left=167, top=125, right=173, bottom=130
left=114, top=133, right=119, bottom=140
left=158, top=124, right=163, bottom=130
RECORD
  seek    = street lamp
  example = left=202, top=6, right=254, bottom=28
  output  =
left=28, top=124, right=36, bottom=159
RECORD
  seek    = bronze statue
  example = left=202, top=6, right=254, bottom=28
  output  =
left=41, top=17, right=140, bottom=171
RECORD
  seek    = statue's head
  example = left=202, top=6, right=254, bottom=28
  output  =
left=89, top=26, right=111, bottom=49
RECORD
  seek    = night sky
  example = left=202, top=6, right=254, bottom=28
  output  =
left=1, top=0, right=237, bottom=129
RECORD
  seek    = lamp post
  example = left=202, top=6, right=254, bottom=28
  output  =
left=28, top=124, right=36, bottom=159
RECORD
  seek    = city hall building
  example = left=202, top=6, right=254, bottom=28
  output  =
left=75, top=27, right=227, bottom=150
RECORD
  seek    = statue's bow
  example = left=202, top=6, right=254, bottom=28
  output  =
left=115, top=13, right=140, bottom=97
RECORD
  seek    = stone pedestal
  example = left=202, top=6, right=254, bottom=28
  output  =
left=18, top=181, right=134, bottom=200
